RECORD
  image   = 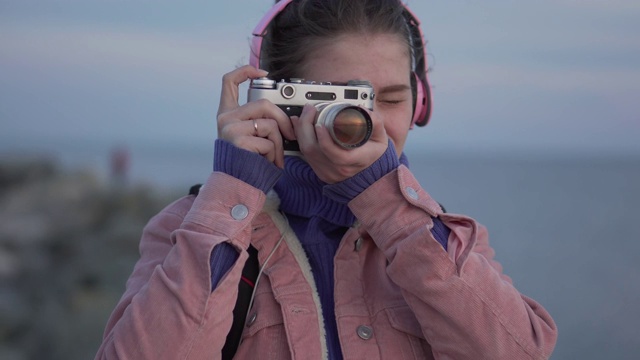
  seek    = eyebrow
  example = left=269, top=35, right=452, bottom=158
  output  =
left=377, top=84, right=411, bottom=94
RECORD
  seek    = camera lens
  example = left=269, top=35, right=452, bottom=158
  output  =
left=333, top=108, right=369, bottom=146
left=315, top=103, right=372, bottom=149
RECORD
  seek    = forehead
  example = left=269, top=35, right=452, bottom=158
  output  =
left=300, top=33, right=412, bottom=89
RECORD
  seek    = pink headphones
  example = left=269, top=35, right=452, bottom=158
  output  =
left=249, top=0, right=433, bottom=127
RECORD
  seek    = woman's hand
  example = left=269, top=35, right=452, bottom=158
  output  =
left=292, top=104, right=389, bottom=184
left=216, top=65, right=295, bottom=168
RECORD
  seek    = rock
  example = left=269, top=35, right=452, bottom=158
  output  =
left=0, top=156, right=179, bottom=360
left=0, top=346, right=26, bottom=360
left=0, top=155, right=56, bottom=193
left=0, top=247, right=21, bottom=279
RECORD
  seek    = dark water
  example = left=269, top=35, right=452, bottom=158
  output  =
left=3, top=139, right=639, bottom=359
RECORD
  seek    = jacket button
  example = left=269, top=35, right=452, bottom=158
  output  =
left=231, top=204, right=249, bottom=220
left=354, top=237, right=363, bottom=252
left=246, top=312, right=257, bottom=327
left=405, top=187, right=419, bottom=200
left=356, top=325, right=373, bottom=340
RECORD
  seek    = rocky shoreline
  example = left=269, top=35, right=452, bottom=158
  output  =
left=0, top=156, right=182, bottom=360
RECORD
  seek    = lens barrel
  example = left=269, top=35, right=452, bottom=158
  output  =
left=315, top=103, right=372, bottom=149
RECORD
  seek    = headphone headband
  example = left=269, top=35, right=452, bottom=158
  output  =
left=250, top=0, right=293, bottom=68
left=250, top=0, right=432, bottom=126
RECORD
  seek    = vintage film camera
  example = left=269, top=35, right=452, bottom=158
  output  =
left=247, top=77, right=374, bottom=152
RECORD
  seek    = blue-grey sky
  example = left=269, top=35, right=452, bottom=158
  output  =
left=1, top=0, right=639, bottom=157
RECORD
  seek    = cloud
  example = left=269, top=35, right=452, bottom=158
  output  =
left=0, top=22, right=250, bottom=88
left=434, top=63, right=640, bottom=95
left=1, top=1, right=638, bottom=155
left=418, top=1, right=640, bottom=60
left=558, top=0, right=640, bottom=11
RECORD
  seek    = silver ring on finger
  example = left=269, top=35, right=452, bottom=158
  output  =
left=253, top=119, right=259, bottom=136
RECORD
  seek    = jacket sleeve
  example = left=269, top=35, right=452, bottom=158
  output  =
left=95, top=172, right=266, bottom=360
left=348, top=165, right=558, bottom=360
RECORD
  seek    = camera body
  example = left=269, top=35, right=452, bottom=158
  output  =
left=248, top=77, right=375, bottom=151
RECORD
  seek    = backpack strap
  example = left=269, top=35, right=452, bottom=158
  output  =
left=188, top=183, right=203, bottom=196
left=188, top=184, right=260, bottom=359
left=222, top=245, right=259, bottom=359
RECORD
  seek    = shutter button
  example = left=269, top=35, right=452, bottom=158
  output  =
left=231, top=204, right=249, bottom=220
left=356, top=325, right=373, bottom=340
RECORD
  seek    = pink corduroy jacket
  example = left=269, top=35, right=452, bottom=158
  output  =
left=96, top=165, right=557, bottom=359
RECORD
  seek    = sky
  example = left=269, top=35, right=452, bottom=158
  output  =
left=1, top=0, right=639, bottom=158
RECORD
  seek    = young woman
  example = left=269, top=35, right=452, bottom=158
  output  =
left=96, top=1, right=557, bottom=359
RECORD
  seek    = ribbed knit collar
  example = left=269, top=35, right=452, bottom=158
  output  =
left=273, top=153, right=410, bottom=228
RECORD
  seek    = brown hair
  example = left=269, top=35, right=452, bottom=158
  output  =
left=260, top=0, right=417, bottom=82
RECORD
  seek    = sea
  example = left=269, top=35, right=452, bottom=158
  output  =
left=2, top=138, right=639, bottom=359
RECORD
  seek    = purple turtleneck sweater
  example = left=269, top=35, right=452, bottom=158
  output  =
left=210, top=139, right=450, bottom=360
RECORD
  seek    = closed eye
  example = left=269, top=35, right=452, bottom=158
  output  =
left=375, top=84, right=411, bottom=106
left=377, top=98, right=407, bottom=106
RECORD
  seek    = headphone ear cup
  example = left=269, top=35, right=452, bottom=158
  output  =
left=412, top=72, right=432, bottom=127
left=402, top=6, right=432, bottom=128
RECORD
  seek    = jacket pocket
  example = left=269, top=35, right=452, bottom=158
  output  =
left=385, top=307, right=433, bottom=359
left=235, top=289, right=289, bottom=359
left=241, top=291, right=284, bottom=337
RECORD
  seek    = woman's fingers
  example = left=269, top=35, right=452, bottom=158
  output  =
left=236, top=136, right=277, bottom=164
left=220, top=118, right=285, bottom=168
left=214, top=65, right=298, bottom=167
left=292, top=104, right=388, bottom=183
left=219, top=99, right=295, bottom=141
left=254, top=118, right=285, bottom=167
left=292, top=104, right=318, bottom=152
left=217, top=65, right=268, bottom=117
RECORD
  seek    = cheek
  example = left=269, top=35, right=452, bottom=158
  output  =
left=381, top=106, right=412, bottom=154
